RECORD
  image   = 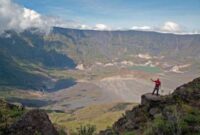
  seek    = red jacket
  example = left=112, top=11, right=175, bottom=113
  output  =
left=154, top=79, right=161, bottom=87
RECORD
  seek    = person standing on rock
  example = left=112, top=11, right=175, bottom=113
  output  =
left=151, top=78, right=161, bottom=96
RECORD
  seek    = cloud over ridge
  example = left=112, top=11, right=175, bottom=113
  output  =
left=0, top=0, right=80, bottom=32
left=0, top=0, right=198, bottom=34
left=161, top=21, right=180, bottom=32
left=0, top=0, right=44, bottom=31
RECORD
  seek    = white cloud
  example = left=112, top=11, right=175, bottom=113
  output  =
left=0, top=0, right=80, bottom=32
left=94, top=24, right=110, bottom=30
left=0, top=0, right=109, bottom=32
left=77, top=23, right=111, bottom=30
left=130, top=21, right=188, bottom=34
left=131, top=26, right=152, bottom=31
left=161, top=21, right=180, bottom=32
left=78, top=24, right=91, bottom=29
left=0, top=0, right=44, bottom=31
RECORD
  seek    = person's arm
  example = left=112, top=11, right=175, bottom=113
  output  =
left=151, top=79, right=155, bottom=82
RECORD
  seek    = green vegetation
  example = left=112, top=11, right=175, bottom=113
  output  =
left=76, top=124, right=96, bottom=135
left=49, top=103, right=135, bottom=134
left=144, top=104, right=200, bottom=135
left=56, top=126, right=68, bottom=135
left=34, top=131, right=42, bottom=135
left=0, top=99, right=25, bottom=134
left=124, top=131, right=136, bottom=135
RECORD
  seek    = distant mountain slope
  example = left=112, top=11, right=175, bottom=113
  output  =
left=0, top=51, right=48, bottom=89
left=0, top=30, right=76, bottom=89
left=2, top=27, right=200, bottom=66
left=1, top=30, right=76, bottom=68
left=0, top=27, right=200, bottom=89
left=51, top=27, right=200, bottom=63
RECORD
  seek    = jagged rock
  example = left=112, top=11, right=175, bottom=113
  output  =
left=8, top=109, right=58, bottom=135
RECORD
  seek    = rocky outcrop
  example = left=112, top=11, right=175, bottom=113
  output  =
left=141, top=93, right=164, bottom=106
left=8, top=109, right=59, bottom=135
left=99, top=77, right=200, bottom=135
left=109, top=93, right=168, bottom=135
left=173, top=77, right=200, bottom=108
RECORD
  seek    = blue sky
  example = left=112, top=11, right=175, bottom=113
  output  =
left=12, top=0, right=200, bottom=32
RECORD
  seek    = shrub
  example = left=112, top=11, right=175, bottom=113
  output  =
left=144, top=104, right=200, bottom=135
left=34, top=131, right=42, bottom=135
left=76, top=124, right=96, bottom=135
left=184, top=108, right=200, bottom=124
left=58, top=128, right=67, bottom=135
left=124, top=131, right=136, bottom=135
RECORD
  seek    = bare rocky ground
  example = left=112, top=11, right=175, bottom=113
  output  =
left=40, top=69, right=200, bottom=111
left=5, top=62, right=200, bottom=112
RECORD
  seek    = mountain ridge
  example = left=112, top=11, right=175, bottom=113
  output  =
left=0, top=27, right=200, bottom=91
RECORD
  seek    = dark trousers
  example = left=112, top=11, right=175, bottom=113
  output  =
left=152, top=86, right=159, bottom=95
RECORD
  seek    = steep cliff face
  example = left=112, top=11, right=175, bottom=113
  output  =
left=0, top=99, right=59, bottom=135
left=99, top=77, right=200, bottom=135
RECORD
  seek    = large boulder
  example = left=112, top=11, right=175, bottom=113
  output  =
left=141, top=93, right=165, bottom=107
left=8, top=109, right=58, bottom=135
